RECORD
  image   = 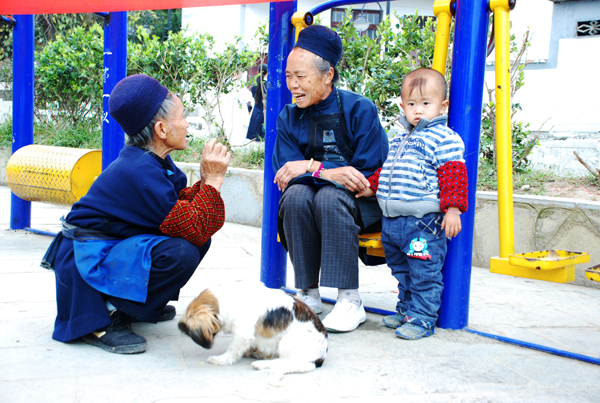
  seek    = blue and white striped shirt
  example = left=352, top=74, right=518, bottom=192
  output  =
left=376, top=115, right=465, bottom=218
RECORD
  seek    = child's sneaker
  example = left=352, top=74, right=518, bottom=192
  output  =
left=395, top=323, right=434, bottom=340
left=382, top=312, right=406, bottom=329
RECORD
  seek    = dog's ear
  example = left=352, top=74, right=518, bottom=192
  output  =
left=179, top=289, right=221, bottom=349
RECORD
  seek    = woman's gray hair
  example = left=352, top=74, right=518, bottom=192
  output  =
left=312, top=54, right=340, bottom=85
left=126, top=92, right=178, bottom=150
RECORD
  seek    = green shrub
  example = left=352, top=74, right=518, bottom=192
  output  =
left=337, top=10, right=445, bottom=128
left=35, top=24, right=104, bottom=126
left=0, top=116, right=11, bottom=148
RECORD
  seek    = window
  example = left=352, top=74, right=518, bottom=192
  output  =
left=577, top=20, right=600, bottom=37
left=332, top=10, right=346, bottom=23
left=330, top=7, right=383, bottom=38
left=415, top=16, right=436, bottom=29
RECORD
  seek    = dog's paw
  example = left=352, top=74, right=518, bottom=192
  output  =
left=252, top=360, right=272, bottom=371
left=208, top=354, right=236, bottom=366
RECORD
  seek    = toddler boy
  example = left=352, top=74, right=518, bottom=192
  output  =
left=360, top=68, right=468, bottom=340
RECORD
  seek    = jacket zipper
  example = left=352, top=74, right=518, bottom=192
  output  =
left=384, top=128, right=415, bottom=216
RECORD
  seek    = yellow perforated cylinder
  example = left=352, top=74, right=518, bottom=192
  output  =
left=7, top=145, right=101, bottom=206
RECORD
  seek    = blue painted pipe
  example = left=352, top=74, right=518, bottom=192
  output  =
left=10, top=15, right=35, bottom=230
left=24, top=228, right=58, bottom=237
left=437, top=0, right=489, bottom=330
left=94, top=12, right=110, bottom=18
left=465, top=328, right=600, bottom=367
left=283, top=288, right=600, bottom=366
left=102, top=12, right=128, bottom=170
left=260, top=2, right=297, bottom=289
left=282, top=288, right=397, bottom=316
left=309, top=0, right=384, bottom=16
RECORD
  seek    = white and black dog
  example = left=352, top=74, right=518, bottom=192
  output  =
left=178, top=281, right=328, bottom=383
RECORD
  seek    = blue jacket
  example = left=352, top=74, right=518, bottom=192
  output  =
left=48, top=146, right=188, bottom=342
left=273, top=87, right=388, bottom=179
left=376, top=115, right=465, bottom=218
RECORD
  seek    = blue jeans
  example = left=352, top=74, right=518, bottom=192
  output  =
left=381, top=213, right=447, bottom=328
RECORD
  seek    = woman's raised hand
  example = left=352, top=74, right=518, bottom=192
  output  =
left=200, top=138, right=231, bottom=191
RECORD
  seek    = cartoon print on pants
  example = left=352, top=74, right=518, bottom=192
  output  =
left=407, top=238, right=432, bottom=260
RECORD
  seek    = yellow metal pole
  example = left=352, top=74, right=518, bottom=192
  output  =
left=490, top=0, right=514, bottom=258
left=291, top=12, right=312, bottom=42
left=290, top=12, right=313, bottom=104
left=432, top=0, right=453, bottom=75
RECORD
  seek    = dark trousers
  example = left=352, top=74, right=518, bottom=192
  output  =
left=109, top=237, right=211, bottom=322
left=279, top=184, right=361, bottom=289
left=53, top=237, right=210, bottom=342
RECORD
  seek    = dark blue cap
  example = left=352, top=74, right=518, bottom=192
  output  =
left=108, top=74, right=169, bottom=136
left=294, top=25, right=343, bottom=66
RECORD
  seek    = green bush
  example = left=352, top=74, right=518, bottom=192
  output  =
left=128, top=27, right=256, bottom=143
left=0, top=116, right=11, bottom=148
left=35, top=24, right=104, bottom=126
left=337, top=10, right=446, bottom=128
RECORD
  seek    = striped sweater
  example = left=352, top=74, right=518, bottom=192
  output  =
left=376, top=115, right=465, bottom=218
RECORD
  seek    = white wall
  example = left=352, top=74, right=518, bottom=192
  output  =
left=182, top=1, right=436, bottom=52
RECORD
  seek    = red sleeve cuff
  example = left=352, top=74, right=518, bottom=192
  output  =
left=368, top=167, right=382, bottom=192
left=438, top=161, right=468, bottom=213
left=160, top=184, right=225, bottom=246
left=177, top=181, right=203, bottom=201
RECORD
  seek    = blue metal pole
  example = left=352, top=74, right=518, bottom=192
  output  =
left=102, top=12, right=128, bottom=170
left=260, top=1, right=297, bottom=289
left=10, top=15, right=34, bottom=230
left=438, top=0, right=489, bottom=329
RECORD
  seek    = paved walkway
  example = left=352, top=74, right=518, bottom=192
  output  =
left=1, top=185, right=600, bottom=402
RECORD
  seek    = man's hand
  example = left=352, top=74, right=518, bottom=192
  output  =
left=200, top=138, right=231, bottom=192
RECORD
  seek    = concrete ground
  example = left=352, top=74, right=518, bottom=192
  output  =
left=1, top=184, right=600, bottom=402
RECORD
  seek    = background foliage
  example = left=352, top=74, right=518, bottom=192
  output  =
left=1, top=9, right=538, bottom=179
left=337, top=10, right=449, bottom=129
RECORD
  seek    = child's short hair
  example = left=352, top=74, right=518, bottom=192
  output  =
left=401, top=68, right=448, bottom=100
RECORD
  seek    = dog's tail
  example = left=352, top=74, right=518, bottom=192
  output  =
left=253, top=359, right=318, bottom=387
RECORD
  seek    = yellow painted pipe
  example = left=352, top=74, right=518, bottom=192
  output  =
left=432, top=0, right=453, bottom=75
left=291, top=12, right=312, bottom=42
left=490, top=0, right=514, bottom=258
left=290, top=12, right=313, bottom=104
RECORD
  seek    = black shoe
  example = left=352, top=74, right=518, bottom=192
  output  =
left=82, top=310, right=147, bottom=354
left=157, top=305, right=176, bottom=322
left=130, top=305, right=176, bottom=323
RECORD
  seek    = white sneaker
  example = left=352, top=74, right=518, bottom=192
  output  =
left=297, top=289, right=323, bottom=314
left=322, top=299, right=366, bottom=332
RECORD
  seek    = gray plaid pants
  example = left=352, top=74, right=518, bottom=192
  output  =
left=279, top=184, right=361, bottom=289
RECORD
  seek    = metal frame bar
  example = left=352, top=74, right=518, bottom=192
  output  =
left=10, top=15, right=34, bottom=230
left=437, top=0, right=489, bottom=330
left=102, top=11, right=128, bottom=170
left=259, top=1, right=297, bottom=288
